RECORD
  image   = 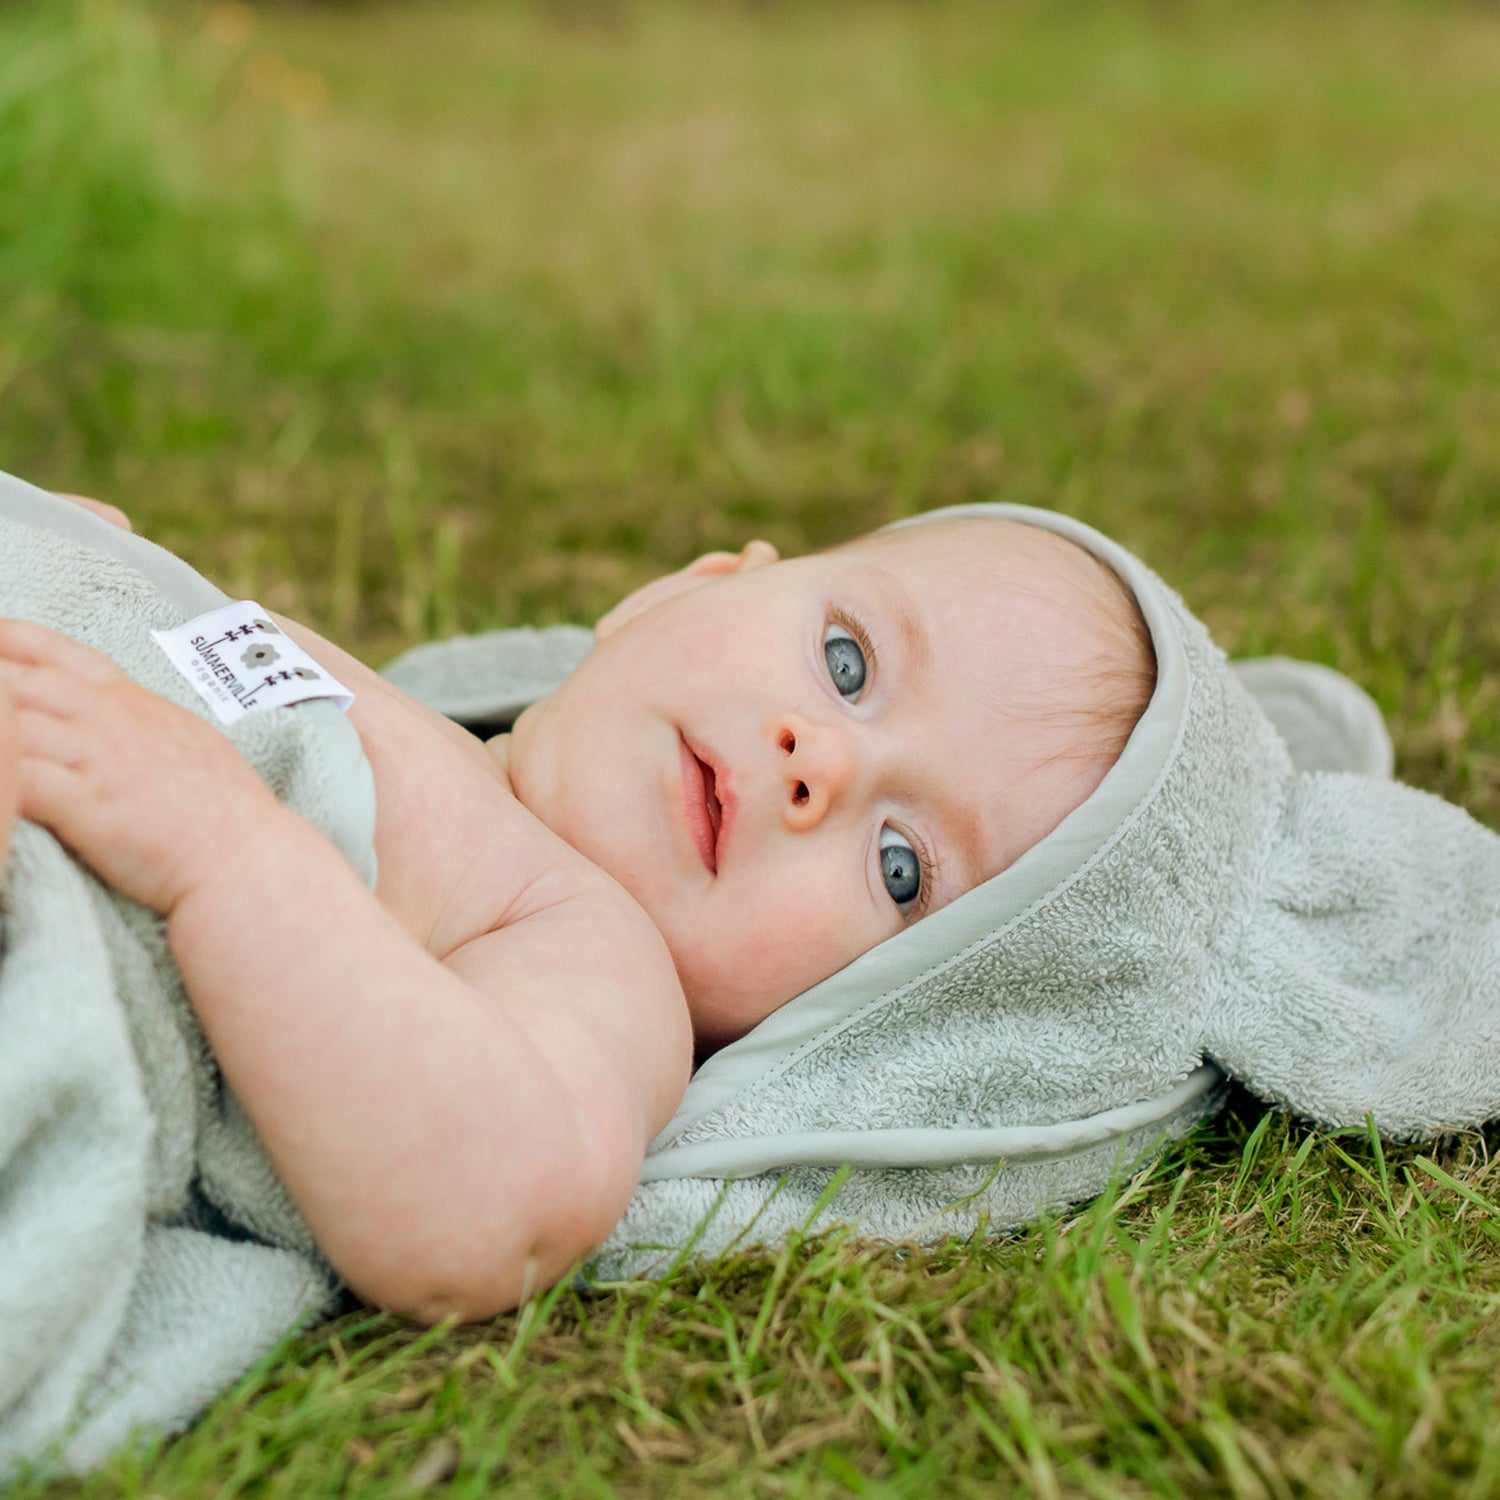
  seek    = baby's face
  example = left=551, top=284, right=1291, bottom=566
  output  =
left=507, top=520, right=1142, bottom=1050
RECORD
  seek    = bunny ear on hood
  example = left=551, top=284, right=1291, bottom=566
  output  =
left=1207, top=768, right=1500, bottom=1138
left=384, top=504, right=1499, bottom=1274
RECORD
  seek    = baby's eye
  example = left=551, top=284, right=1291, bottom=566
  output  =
left=823, top=624, right=867, bottom=700
left=880, top=826, right=921, bottom=907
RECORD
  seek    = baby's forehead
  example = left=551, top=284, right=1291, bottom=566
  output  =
left=837, top=516, right=1153, bottom=700
left=841, top=515, right=1117, bottom=604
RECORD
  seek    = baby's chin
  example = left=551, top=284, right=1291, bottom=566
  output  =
left=679, top=954, right=841, bottom=1057
left=677, top=973, right=769, bottom=1055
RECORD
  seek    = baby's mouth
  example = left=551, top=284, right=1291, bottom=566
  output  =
left=679, top=735, right=724, bottom=875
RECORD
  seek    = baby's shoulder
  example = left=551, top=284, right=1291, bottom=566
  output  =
left=444, top=817, right=695, bottom=1133
left=271, top=610, right=694, bottom=1125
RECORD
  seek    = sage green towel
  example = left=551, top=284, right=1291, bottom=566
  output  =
left=0, top=471, right=376, bottom=1475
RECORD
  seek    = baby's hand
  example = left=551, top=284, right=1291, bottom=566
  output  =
left=0, top=620, right=281, bottom=914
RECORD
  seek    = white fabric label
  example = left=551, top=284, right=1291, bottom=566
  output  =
left=151, top=601, right=355, bottom=724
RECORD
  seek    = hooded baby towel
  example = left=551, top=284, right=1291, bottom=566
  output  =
left=385, top=504, right=1500, bottom=1278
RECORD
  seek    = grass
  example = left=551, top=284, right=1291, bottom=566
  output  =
left=24, top=1111, right=1500, bottom=1497
left=2, top=0, right=1499, bottom=1492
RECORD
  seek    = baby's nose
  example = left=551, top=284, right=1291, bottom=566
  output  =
left=774, top=713, right=855, bottom=830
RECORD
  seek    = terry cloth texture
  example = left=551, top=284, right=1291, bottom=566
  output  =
left=0, top=472, right=376, bottom=1476
left=383, top=503, right=1498, bottom=1280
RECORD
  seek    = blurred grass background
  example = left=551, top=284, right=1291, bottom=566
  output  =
left=4, top=1, right=1500, bottom=1494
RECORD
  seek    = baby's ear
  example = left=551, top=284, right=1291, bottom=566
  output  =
left=595, top=540, right=778, bottom=639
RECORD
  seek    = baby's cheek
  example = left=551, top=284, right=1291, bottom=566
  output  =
left=671, top=614, right=781, bottom=678
left=746, top=901, right=865, bottom=998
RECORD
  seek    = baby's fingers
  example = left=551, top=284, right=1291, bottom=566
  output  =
left=0, top=658, right=99, bottom=722
left=3, top=665, right=108, bottom=792
left=12, top=699, right=87, bottom=763
left=11, top=728, right=89, bottom=837
left=51, top=493, right=132, bottom=532
left=0, top=619, right=124, bottom=686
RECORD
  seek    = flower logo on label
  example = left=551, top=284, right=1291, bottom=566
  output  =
left=242, top=643, right=280, bottom=669
left=252, top=618, right=282, bottom=635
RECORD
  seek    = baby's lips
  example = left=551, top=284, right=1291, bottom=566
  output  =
left=682, top=734, right=734, bottom=873
left=678, top=734, right=719, bottom=874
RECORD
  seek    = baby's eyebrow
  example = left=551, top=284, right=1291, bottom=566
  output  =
left=856, top=563, right=932, bottom=674
left=942, top=804, right=986, bottom=897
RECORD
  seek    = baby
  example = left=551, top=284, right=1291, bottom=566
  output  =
left=0, top=491, right=1154, bottom=1324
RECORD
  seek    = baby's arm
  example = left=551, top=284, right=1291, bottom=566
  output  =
left=0, top=620, right=691, bottom=1322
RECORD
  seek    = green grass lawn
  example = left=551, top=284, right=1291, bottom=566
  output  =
left=4, top=0, right=1500, bottom=1493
